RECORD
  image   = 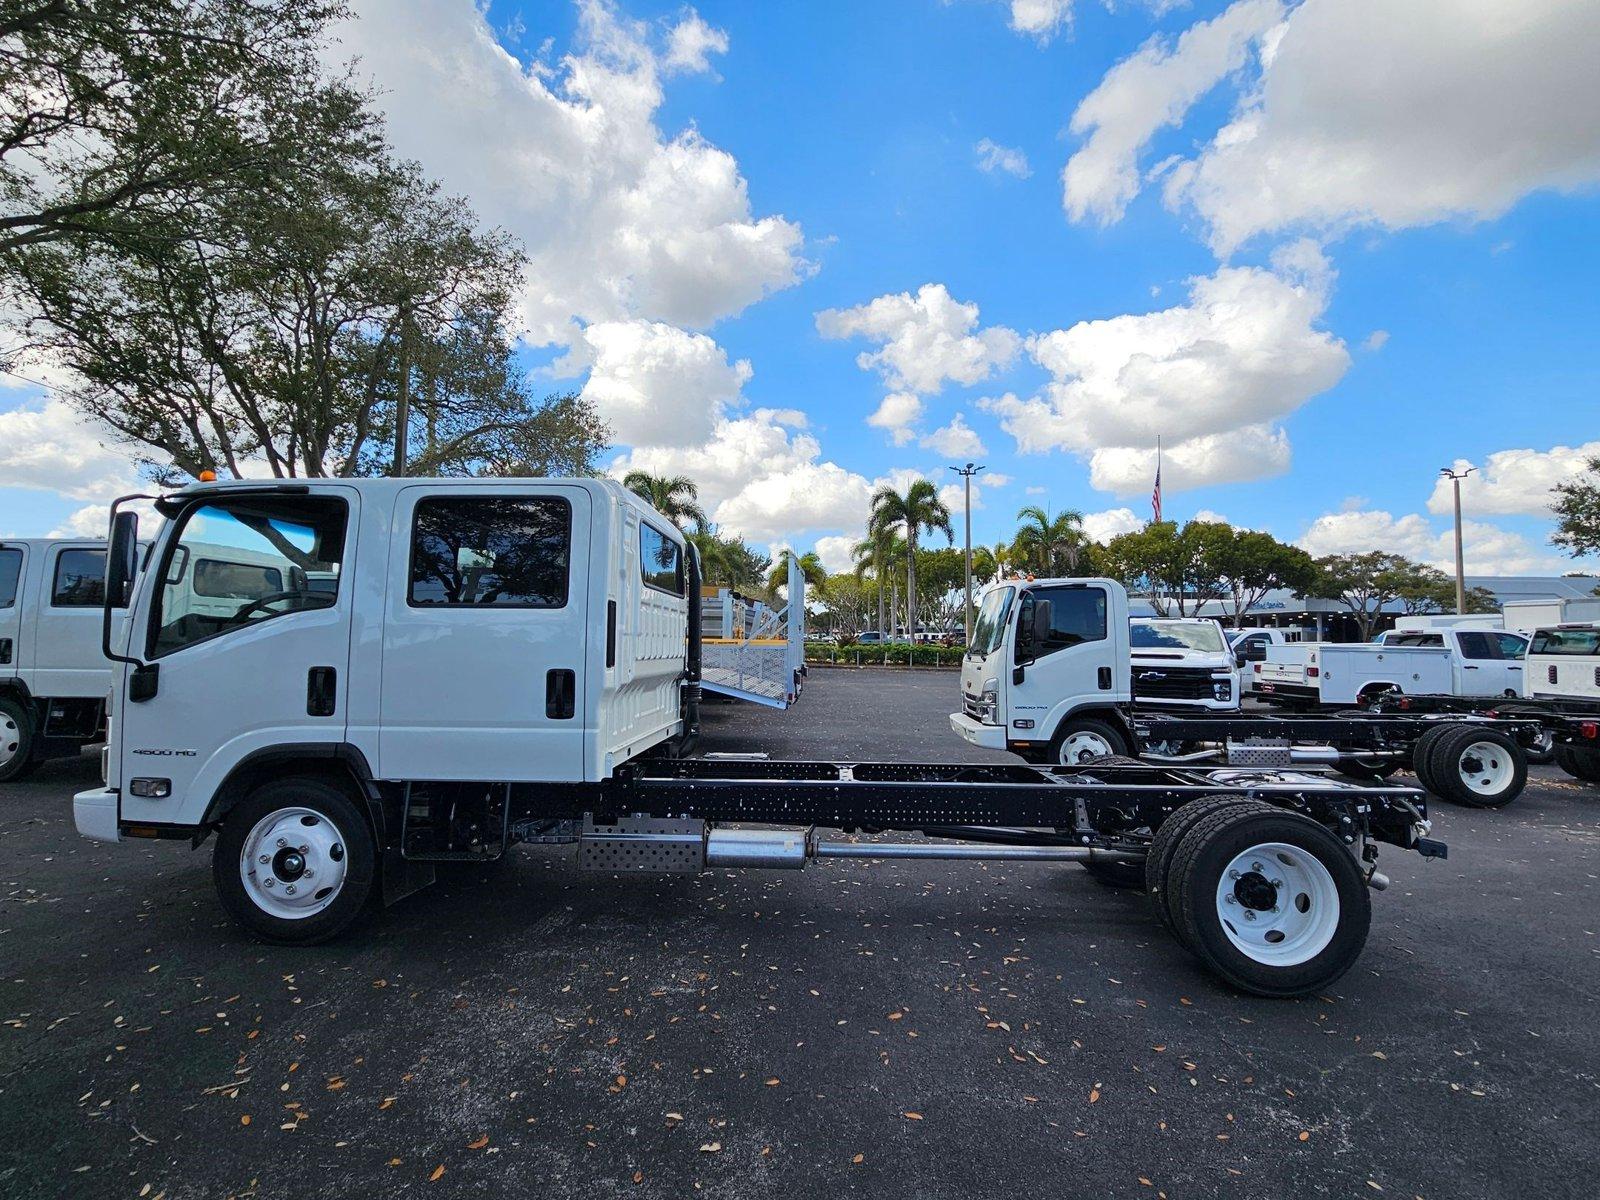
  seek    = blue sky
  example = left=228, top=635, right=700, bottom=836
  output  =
left=3, top=0, right=1597, bottom=579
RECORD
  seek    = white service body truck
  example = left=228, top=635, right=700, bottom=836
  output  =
left=1, top=538, right=114, bottom=780
left=1228, top=628, right=1292, bottom=695
left=1129, top=617, right=1238, bottom=711
left=1521, top=624, right=1600, bottom=783
left=1255, top=628, right=1528, bottom=707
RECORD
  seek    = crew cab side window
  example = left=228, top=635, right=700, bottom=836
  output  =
left=1494, top=633, right=1528, bottom=660
left=0, top=548, right=20, bottom=608
left=640, top=523, right=683, bottom=595
left=1457, top=632, right=1501, bottom=660
left=52, top=548, right=107, bottom=607
left=150, top=496, right=346, bottom=658
left=409, top=496, right=570, bottom=607
left=1017, top=586, right=1107, bottom=662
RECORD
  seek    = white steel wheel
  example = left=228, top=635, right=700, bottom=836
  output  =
left=1454, top=739, right=1515, bottom=798
left=1059, top=730, right=1113, bottom=763
left=0, top=708, right=22, bottom=769
left=239, top=806, right=350, bottom=920
left=1213, top=842, right=1340, bottom=967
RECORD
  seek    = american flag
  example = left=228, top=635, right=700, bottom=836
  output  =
left=1151, top=457, right=1163, bottom=523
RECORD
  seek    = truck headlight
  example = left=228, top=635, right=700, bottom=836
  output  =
left=1213, top=679, right=1232, bottom=701
left=978, top=678, right=999, bottom=724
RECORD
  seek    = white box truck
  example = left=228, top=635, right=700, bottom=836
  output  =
left=70, top=480, right=1448, bottom=997
left=1502, top=597, right=1600, bottom=633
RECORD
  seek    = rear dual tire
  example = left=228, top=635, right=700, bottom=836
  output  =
left=1426, top=726, right=1525, bottom=808
left=1148, top=798, right=1370, bottom=997
left=1555, top=745, right=1600, bottom=784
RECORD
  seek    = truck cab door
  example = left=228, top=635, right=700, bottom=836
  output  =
left=31, top=543, right=110, bottom=699
left=0, top=544, right=23, bottom=682
left=1010, top=584, right=1121, bottom=736
left=377, top=484, right=591, bottom=783
left=1455, top=631, right=1515, bottom=696
left=116, top=490, right=357, bottom=826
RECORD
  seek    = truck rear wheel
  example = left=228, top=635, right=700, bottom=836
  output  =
left=1169, top=806, right=1371, bottom=998
left=0, top=696, right=38, bottom=783
left=213, top=777, right=377, bottom=944
left=1051, top=718, right=1128, bottom=765
left=1554, top=745, right=1600, bottom=784
left=1429, top=726, right=1526, bottom=808
left=1410, top=724, right=1457, bottom=793
left=1144, top=795, right=1274, bottom=943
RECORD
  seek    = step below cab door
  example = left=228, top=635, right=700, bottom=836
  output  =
left=377, top=484, right=592, bottom=783
left=117, top=488, right=358, bottom=826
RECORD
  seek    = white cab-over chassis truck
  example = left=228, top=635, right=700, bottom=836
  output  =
left=74, top=479, right=1447, bottom=997
left=951, top=577, right=1539, bottom=809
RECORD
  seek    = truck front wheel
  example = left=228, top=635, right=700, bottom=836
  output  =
left=0, top=696, right=38, bottom=783
left=1051, top=718, right=1128, bottom=765
left=1169, top=806, right=1370, bottom=998
left=213, top=777, right=377, bottom=944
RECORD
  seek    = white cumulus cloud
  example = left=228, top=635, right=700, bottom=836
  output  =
left=1428, top=444, right=1600, bottom=519
left=0, top=398, right=141, bottom=502
left=610, top=409, right=875, bottom=543
left=920, top=413, right=986, bottom=458
left=1161, top=0, right=1600, bottom=253
left=1298, top=509, right=1562, bottom=575
left=865, top=392, right=924, bottom=446
left=335, top=0, right=806, bottom=344
left=982, top=241, right=1344, bottom=493
left=1063, top=0, right=1283, bottom=225
left=1008, top=0, right=1073, bottom=43
left=565, top=320, right=750, bottom=447
left=975, top=138, right=1032, bottom=179
left=816, top=284, right=1021, bottom=396
left=1082, top=506, right=1145, bottom=544
left=812, top=534, right=858, bottom=575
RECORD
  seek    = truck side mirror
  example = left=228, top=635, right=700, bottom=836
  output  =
left=106, top=511, right=139, bottom=610
left=1235, top=651, right=1248, bottom=668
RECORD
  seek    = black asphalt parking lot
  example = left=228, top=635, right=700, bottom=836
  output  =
left=2, top=669, right=1597, bottom=1199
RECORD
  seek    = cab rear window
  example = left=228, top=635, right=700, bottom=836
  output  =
left=0, top=548, right=19, bottom=608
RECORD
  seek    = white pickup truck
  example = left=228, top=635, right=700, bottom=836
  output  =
left=1129, top=617, right=1238, bottom=711
left=1, top=538, right=115, bottom=780
left=1255, top=628, right=1530, bottom=708
left=1523, top=624, right=1600, bottom=783
left=1228, top=628, right=1292, bottom=695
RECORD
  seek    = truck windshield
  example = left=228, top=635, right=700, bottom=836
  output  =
left=968, top=587, right=1014, bottom=659
left=1130, top=620, right=1224, bottom=653
left=1530, top=628, right=1600, bottom=656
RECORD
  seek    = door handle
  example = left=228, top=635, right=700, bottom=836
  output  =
left=546, top=669, right=576, bottom=719
left=1462, top=665, right=1479, bottom=670
left=307, top=666, right=337, bottom=716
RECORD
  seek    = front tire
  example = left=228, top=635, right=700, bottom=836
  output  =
left=1051, top=718, right=1129, bottom=765
left=1170, top=806, right=1371, bottom=998
left=0, top=696, right=38, bottom=783
left=213, top=777, right=377, bottom=944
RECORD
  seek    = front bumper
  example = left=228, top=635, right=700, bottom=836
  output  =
left=949, top=712, right=1008, bottom=750
left=74, top=787, right=121, bottom=843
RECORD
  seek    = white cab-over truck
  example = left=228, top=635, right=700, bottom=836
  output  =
left=72, top=481, right=1447, bottom=997
left=1, top=538, right=114, bottom=781
left=1129, top=617, right=1238, bottom=711
left=1255, top=628, right=1529, bottom=708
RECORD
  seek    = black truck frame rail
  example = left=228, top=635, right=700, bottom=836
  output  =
left=1135, top=708, right=1548, bottom=756
left=394, top=757, right=1436, bottom=859
left=1375, top=692, right=1600, bottom=744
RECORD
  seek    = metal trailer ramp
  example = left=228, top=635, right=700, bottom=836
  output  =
left=699, top=554, right=806, bottom=709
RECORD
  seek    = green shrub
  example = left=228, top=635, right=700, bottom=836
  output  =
left=805, top=641, right=964, bottom=667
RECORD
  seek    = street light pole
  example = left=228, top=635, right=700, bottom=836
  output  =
left=1439, top=466, right=1476, bottom=613
left=950, top=462, right=985, bottom=641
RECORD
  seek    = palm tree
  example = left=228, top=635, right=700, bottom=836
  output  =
left=1013, top=505, right=1087, bottom=576
left=766, top=549, right=827, bottom=597
left=622, top=471, right=706, bottom=528
left=852, top=529, right=897, bottom=637
left=869, top=479, right=953, bottom=640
